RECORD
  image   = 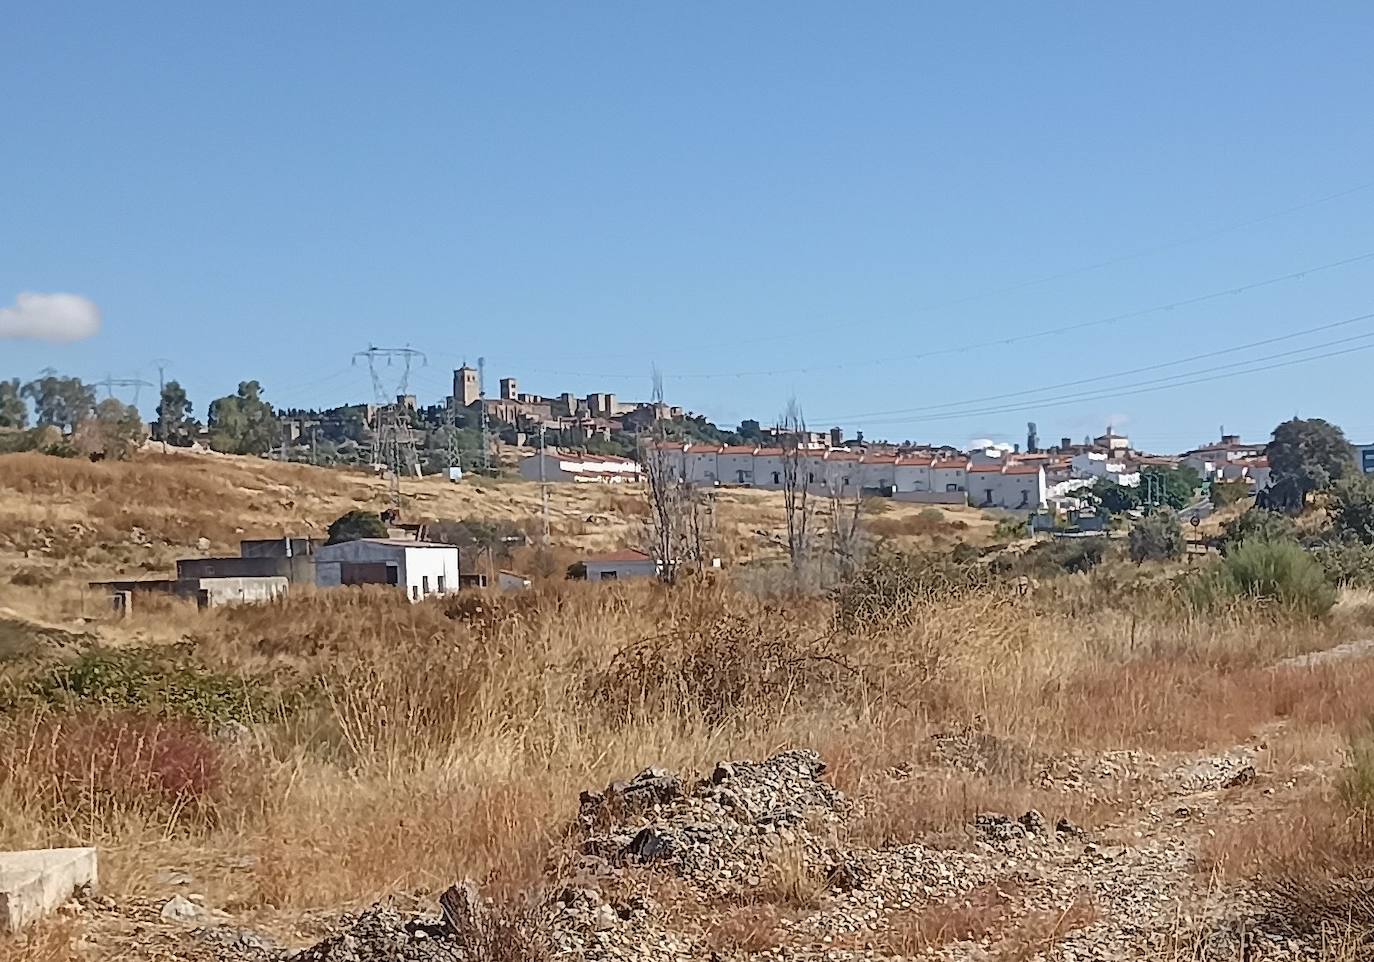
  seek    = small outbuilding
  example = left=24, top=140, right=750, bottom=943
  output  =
left=314, top=539, right=461, bottom=601
left=583, top=548, right=659, bottom=582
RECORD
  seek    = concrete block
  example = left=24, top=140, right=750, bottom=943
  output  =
left=0, top=848, right=98, bottom=932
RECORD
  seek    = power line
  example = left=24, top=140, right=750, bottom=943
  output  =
left=495, top=247, right=1374, bottom=381
left=840, top=333, right=1374, bottom=429
left=822, top=310, right=1374, bottom=422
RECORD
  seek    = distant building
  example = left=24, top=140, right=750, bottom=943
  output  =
left=314, top=539, right=461, bottom=602
left=583, top=549, right=659, bottom=582
left=967, top=463, right=1047, bottom=511
left=1357, top=444, right=1374, bottom=475
left=518, top=450, right=641, bottom=483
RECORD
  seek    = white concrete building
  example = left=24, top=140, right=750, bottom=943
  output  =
left=717, top=445, right=759, bottom=486
left=931, top=459, right=969, bottom=494
left=684, top=444, right=722, bottom=485
left=859, top=453, right=897, bottom=491
left=583, top=548, right=659, bottom=582
left=314, top=539, right=461, bottom=601
left=967, top=464, right=1047, bottom=511
left=753, top=448, right=785, bottom=489
left=518, top=450, right=641, bottom=484
left=892, top=455, right=934, bottom=493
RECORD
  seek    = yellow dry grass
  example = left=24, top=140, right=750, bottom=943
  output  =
left=0, top=450, right=1372, bottom=959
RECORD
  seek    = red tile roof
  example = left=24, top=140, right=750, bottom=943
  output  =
left=585, top=548, right=655, bottom=564
left=684, top=444, right=722, bottom=454
left=718, top=445, right=758, bottom=454
left=896, top=456, right=934, bottom=466
left=968, top=463, right=1006, bottom=474
left=1004, top=464, right=1043, bottom=476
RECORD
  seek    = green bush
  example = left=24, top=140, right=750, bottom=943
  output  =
left=1219, top=508, right=1298, bottom=555
left=991, top=514, right=1029, bottom=542
left=1210, top=479, right=1251, bottom=508
left=1312, top=540, right=1374, bottom=588
left=1128, top=510, right=1185, bottom=563
left=835, top=549, right=991, bottom=633
left=326, top=509, right=388, bottom=545
left=995, top=536, right=1108, bottom=578
left=29, top=646, right=267, bottom=726
left=1329, top=476, right=1374, bottom=545
left=1189, top=539, right=1336, bottom=618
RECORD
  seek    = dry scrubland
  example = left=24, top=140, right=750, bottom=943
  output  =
left=0, top=452, right=1373, bottom=960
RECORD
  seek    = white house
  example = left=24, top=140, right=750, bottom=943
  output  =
left=583, top=548, right=659, bottom=582
left=967, top=464, right=1047, bottom=511
left=717, top=445, right=758, bottom=486
left=858, top=453, right=897, bottom=492
left=684, top=444, right=722, bottom=485
left=892, top=455, right=934, bottom=493
left=518, top=450, right=641, bottom=484
left=931, top=458, right=969, bottom=494
left=314, top=539, right=461, bottom=601
left=752, top=448, right=785, bottom=489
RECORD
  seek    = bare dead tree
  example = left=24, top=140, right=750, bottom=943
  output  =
left=639, top=368, right=714, bottom=583
left=825, top=464, right=865, bottom=577
left=779, top=398, right=811, bottom=569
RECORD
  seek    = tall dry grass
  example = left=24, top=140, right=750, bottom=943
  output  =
left=0, top=555, right=1369, bottom=915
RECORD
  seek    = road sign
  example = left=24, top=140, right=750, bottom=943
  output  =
left=1190, top=515, right=1201, bottom=528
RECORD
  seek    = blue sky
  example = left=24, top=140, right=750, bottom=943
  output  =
left=4, top=2, right=1374, bottom=451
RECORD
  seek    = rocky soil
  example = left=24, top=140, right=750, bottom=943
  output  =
left=44, top=723, right=1339, bottom=962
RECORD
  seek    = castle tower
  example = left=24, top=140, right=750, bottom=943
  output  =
left=454, top=365, right=480, bottom=407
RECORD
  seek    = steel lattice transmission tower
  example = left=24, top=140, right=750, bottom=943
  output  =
left=352, top=346, right=427, bottom=511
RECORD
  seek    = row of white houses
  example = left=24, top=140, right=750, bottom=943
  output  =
left=518, top=445, right=1049, bottom=510
left=668, top=444, right=1049, bottom=509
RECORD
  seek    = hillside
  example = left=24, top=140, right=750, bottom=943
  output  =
left=0, top=449, right=994, bottom=619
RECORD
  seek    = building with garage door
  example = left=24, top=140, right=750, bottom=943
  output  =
left=313, top=539, right=461, bottom=601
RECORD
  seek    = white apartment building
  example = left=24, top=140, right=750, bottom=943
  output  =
left=967, top=463, right=1047, bottom=511
left=518, top=450, right=642, bottom=483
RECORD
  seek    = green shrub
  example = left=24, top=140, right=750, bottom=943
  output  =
left=1188, top=539, right=1336, bottom=618
left=994, top=536, right=1108, bottom=578
left=991, top=514, right=1029, bottom=542
left=1219, top=509, right=1298, bottom=555
left=1128, top=510, right=1184, bottom=563
left=1210, top=479, right=1251, bottom=508
left=30, top=646, right=267, bottom=726
left=1312, top=540, right=1374, bottom=588
left=1329, top=476, right=1374, bottom=545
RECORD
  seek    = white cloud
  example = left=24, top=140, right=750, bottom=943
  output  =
left=969, top=437, right=1015, bottom=454
left=0, top=292, right=102, bottom=342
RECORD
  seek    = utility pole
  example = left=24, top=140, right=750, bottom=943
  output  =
left=150, top=358, right=172, bottom=454
left=478, top=355, right=489, bottom=475
left=539, top=423, right=550, bottom=544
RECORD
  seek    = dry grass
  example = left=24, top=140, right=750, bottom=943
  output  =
left=4, top=450, right=1374, bottom=955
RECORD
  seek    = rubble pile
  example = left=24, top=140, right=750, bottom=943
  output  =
left=139, top=740, right=1329, bottom=961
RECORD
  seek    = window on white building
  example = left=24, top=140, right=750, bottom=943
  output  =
left=422, top=575, right=430, bottom=595
left=437, top=575, right=446, bottom=593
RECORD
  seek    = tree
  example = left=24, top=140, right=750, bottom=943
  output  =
left=72, top=398, right=147, bottom=461
left=326, top=510, right=387, bottom=545
left=157, top=380, right=200, bottom=446
left=207, top=380, right=281, bottom=455
left=778, top=398, right=812, bottom=569
left=1329, top=475, right=1374, bottom=545
left=1128, top=509, right=1185, bottom=563
left=1218, top=508, right=1298, bottom=555
left=1140, top=465, right=1201, bottom=510
left=20, top=374, right=95, bottom=432
left=1266, top=417, right=1355, bottom=511
left=1093, top=478, right=1140, bottom=515
left=640, top=370, right=713, bottom=583
left=0, top=378, right=27, bottom=429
